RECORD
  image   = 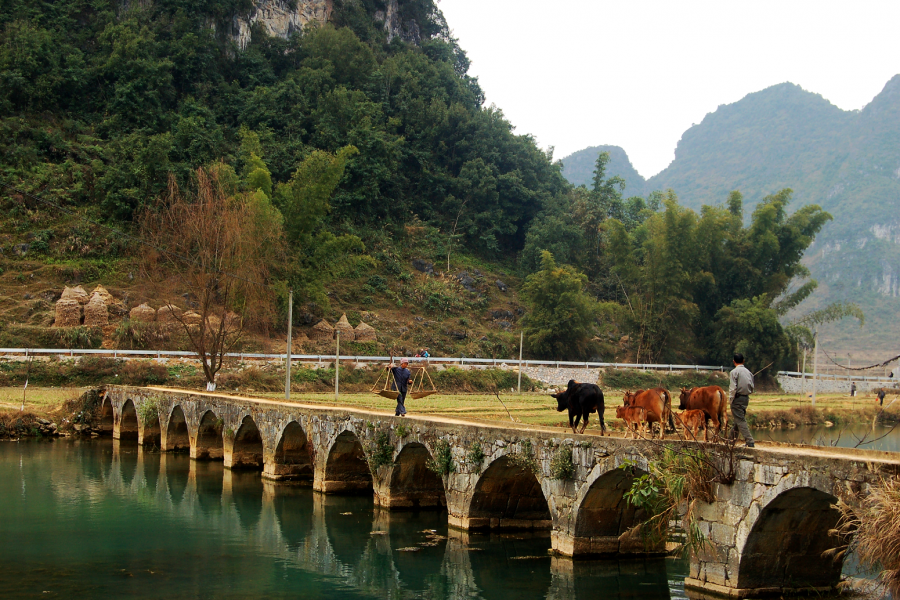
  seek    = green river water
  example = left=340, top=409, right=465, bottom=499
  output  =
left=4, top=426, right=898, bottom=599
left=0, top=439, right=689, bottom=599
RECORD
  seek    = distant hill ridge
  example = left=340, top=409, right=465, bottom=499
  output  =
left=561, top=76, right=900, bottom=355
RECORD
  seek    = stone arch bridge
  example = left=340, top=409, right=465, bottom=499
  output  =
left=103, top=386, right=900, bottom=598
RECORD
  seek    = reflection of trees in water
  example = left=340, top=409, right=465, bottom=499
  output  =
left=229, top=471, right=263, bottom=530
left=193, top=461, right=224, bottom=515
left=44, top=441, right=678, bottom=600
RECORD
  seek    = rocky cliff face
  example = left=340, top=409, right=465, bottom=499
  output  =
left=222, top=0, right=332, bottom=49
left=374, top=0, right=421, bottom=44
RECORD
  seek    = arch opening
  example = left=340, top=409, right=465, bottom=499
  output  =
left=118, top=400, right=139, bottom=441
left=165, top=405, right=190, bottom=453
left=195, top=410, right=224, bottom=461
left=737, top=487, right=843, bottom=591
left=98, top=398, right=114, bottom=436
left=468, top=455, right=551, bottom=530
left=140, top=401, right=161, bottom=447
left=268, top=421, right=313, bottom=482
left=383, top=442, right=447, bottom=510
left=230, top=415, right=264, bottom=470
left=573, top=467, right=659, bottom=556
left=322, top=430, right=373, bottom=495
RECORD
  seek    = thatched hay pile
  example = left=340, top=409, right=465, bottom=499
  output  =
left=182, top=311, right=202, bottom=326
left=157, top=305, right=182, bottom=324
left=54, top=298, right=82, bottom=327
left=92, top=285, right=126, bottom=316
left=83, top=292, right=109, bottom=327
left=130, top=303, right=156, bottom=322
left=334, top=313, right=355, bottom=341
left=310, top=319, right=334, bottom=341
left=60, top=286, right=89, bottom=304
left=354, top=322, right=377, bottom=342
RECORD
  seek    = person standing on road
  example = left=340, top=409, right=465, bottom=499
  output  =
left=390, top=358, right=412, bottom=417
left=729, top=353, right=755, bottom=448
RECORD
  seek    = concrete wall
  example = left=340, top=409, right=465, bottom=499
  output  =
left=776, top=375, right=898, bottom=395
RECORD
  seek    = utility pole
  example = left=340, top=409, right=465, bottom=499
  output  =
left=335, top=330, right=340, bottom=400
left=811, top=330, right=819, bottom=406
left=285, top=289, right=292, bottom=400
left=517, top=331, right=523, bottom=394
left=800, top=346, right=807, bottom=398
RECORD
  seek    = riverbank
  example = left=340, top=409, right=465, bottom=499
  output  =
left=2, top=385, right=898, bottom=440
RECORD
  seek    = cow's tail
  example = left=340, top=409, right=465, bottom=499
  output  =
left=718, top=387, right=728, bottom=433
left=662, top=389, right=676, bottom=433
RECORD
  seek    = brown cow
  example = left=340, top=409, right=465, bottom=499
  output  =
left=616, top=404, right=647, bottom=439
left=676, top=409, right=708, bottom=441
left=651, top=387, right=677, bottom=433
left=623, top=389, right=668, bottom=439
left=678, top=386, right=728, bottom=439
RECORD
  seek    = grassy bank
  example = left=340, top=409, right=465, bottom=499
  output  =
left=1, top=378, right=897, bottom=439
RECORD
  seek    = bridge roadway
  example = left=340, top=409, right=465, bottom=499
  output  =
left=103, top=385, right=900, bottom=599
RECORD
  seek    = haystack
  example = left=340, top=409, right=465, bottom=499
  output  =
left=83, top=293, right=109, bottom=327
left=60, top=286, right=89, bottom=305
left=54, top=298, right=82, bottom=327
left=130, top=303, right=156, bottom=323
left=92, top=285, right=126, bottom=314
left=354, top=321, right=377, bottom=342
left=182, top=311, right=202, bottom=326
left=157, top=305, right=182, bottom=323
left=310, top=319, right=334, bottom=341
left=334, top=313, right=355, bottom=341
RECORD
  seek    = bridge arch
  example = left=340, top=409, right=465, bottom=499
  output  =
left=736, top=485, right=843, bottom=591
left=118, top=399, right=139, bottom=440
left=379, top=441, right=447, bottom=509
left=164, top=405, right=190, bottom=452
left=194, top=410, right=224, bottom=460
left=229, top=415, right=264, bottom=470
left=320, top=429, right=373, bottom=495
left=467, top=453, right=551, bottom=530
left=572, top=462, right=658, bottom=556
left=138, top=400, right=161, bottom=447
left=98, top=396, right=114, bottom=436
left=265, top=421, right=313, bottom=482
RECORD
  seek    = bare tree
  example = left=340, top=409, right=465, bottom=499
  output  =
left=140, top=168, right=285, bottom=390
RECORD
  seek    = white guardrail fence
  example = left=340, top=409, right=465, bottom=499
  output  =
left=0, top=347, right=726, bottom=372
left=775, top=370, right=897, bottom=384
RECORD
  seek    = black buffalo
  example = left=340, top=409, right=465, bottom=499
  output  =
left=551, top=380, right=606, bottom=435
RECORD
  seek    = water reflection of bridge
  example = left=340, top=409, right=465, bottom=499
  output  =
left=103, top=386, right=900, bottom=598
left=87, top=439, right=675, bottom=600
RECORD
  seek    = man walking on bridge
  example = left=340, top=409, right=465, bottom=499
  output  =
left=390, top=358, right=412, bottom=417
left=729, top=353, right=755, bottom=448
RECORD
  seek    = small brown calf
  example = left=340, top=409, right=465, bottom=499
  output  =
left=616, top=404, right=647, bottom=439
left=677, top=409, right=707, bottom=441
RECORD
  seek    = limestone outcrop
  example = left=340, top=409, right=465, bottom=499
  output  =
left=222, top=0, right=332, bottom=49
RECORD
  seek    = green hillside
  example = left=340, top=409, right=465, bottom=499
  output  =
left=0, top=0, right=836, bottom=371
left=563, top=79, right=900, bottom=359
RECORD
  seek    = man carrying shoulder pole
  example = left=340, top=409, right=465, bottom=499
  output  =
left=729, top=352, right=755, bottom=448
left=389, top=357, right=412, bottom=417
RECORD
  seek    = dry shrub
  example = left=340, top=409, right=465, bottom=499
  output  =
left=120, top=361, right=169, bottom=386
left=59, top=388, right=104, bottom=431
left=0, top=411, right=41, bottom=438
left=217, top=366, right=282, bottom=391
left=832, top=477, right=900, bottom=598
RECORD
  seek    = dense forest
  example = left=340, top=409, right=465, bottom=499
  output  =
left=0, top=0, right=838, bottom=368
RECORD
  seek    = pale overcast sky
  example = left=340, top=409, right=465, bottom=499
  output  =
left=438, top=0, right=900, bottom=178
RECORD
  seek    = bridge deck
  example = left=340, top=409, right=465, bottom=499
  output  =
left=141, top=386, right=900, bottom=466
